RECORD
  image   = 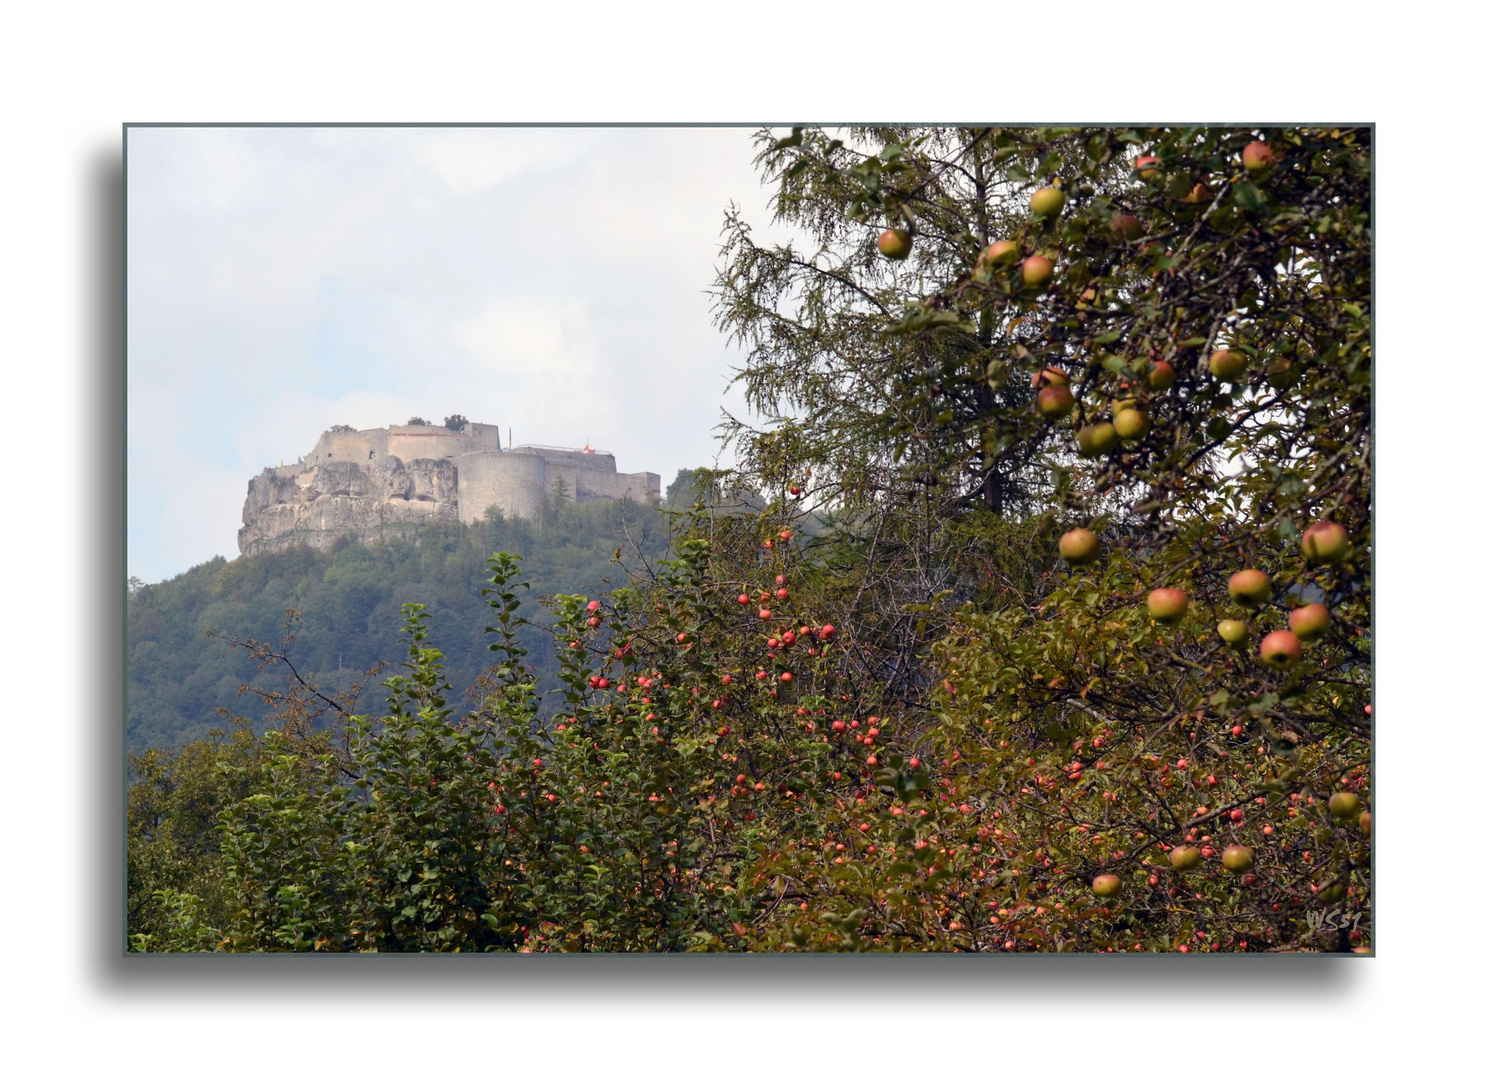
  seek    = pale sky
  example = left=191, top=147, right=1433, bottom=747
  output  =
left=126, top=126, right=790, bottom=583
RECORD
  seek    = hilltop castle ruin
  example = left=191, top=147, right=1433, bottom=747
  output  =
left=238, top=420, right=660, bottom=556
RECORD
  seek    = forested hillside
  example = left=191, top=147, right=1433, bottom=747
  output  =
left=127, top=484, right=687, bottom=751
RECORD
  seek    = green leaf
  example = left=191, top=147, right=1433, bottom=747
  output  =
left=1233, top=180, right=1266, bottom=211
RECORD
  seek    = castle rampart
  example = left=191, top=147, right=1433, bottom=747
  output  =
left=455, top=449, right=547, bottom=524
left=239, top=419, right=660, bottom=556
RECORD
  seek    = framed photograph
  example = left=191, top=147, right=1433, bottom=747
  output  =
left=125, top=125, right=1371, bottom=954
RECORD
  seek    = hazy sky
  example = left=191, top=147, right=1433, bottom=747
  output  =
left=126, top=126, right=791, bottom=583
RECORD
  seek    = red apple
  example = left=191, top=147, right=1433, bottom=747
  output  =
left=877, top=229, right=912, bottom=259
left=1030, top=186, right=1064, bottom=217
left=1227, top=569, right=1272, bottom=606
left=1147, top=587, right=1189, bottom=624
left=1030, top=366, right=1069, bottom=389
left=1145, top=360, right=1175, bottom=390
left=1134, top=155, right=1160, bottom=180
left=981, top=239, right=1021, bottom=265
left=1359, top=810, right=1371, bottom=836
left=1110, top=213, right=1144, bottom=241
left=1259, top=629, right=1302, bottom=668
left=1059, top=528, right=1101, bottom=566
left=1301, top=521, right=1351, bottom=565
left=1021, top=254, right=1054, bottom=287
left=1209, top=348, right=1247, bottom=381
left=1037, top=384, right=1075, bottom=419
left=1289, top=603, right=1331, bottom=641
left=1242, top=141, right=1274, bottom=172
left=1183, top=183, right=1212, bottom=204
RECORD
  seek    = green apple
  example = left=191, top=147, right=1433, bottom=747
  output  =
left=1217, top=619, right=1250, bottom=647
left=1091, top=873, right=1122, bottom=897
left=1031, top=186, right=1065, bottom=217
left=1114, top=406, right=1150, bottom=442
left=1169, top=845, right=1202, bottom=870
left=1265, top=355, right=1297, bottom=391
left=1111, top=213, right=1144, bottom=240
left=1077, top=422, right=1118, bottom=457
left=1329, top=791, right=1360, bottom=819
left=1221, top=844, right=1254, bottom=873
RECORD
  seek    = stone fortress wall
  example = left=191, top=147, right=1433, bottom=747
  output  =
left=240, top=419, right=660, bottom=556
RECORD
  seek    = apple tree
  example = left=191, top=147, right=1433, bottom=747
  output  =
left=715, top=126, right=1371, bottom=951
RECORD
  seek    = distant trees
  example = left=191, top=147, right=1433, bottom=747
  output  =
left=126, top=500, right=672, bottom=751
left=406, top=416, right=431, bottom=426
left=443, top=415, right=469, bottom=432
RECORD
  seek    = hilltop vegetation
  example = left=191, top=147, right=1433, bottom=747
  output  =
left=128, top=487, right=681, bottom=752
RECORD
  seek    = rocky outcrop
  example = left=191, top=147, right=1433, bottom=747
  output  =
left=239, top=457, right=459, bottom=556
left=239, top=419, right=660, bottom=556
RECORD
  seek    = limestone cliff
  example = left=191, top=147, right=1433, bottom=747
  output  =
left=238, top=419, right=661, bottom=556
left=239, top=456, right=458, bottom=556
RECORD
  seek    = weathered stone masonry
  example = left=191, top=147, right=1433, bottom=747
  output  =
left=238, top=420, right=660, bottom=556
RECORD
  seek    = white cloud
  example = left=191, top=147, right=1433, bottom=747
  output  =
left=450, top=296, right=606, bottom=437
left=418, top=127, right=597, bottom=194
left=127, top=126, right=793, bottom=582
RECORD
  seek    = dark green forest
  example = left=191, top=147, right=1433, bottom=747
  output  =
left=127, top=481, right=694, bottom=752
